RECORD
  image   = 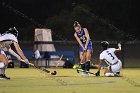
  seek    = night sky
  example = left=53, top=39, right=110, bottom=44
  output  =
left=0, top=0, right=140, bottom=40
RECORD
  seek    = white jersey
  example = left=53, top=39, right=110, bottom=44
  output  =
left=100, top=48, right=119, bottom=65
left=0, top=33, right=18, bottom=49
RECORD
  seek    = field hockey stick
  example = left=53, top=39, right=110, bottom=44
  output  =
left=77, top=69, right=96, bottom=75
left=20, top=59, right=57, bottom=75
left=56, top=55, right=63, bottom=67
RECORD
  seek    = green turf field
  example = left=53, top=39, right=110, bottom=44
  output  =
left=0, top=68, right=140, bottom=93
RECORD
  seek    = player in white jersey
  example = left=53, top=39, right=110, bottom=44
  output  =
left=95, top=41, right=122, bottom=77
left=0, top=27, right=31, bottom=79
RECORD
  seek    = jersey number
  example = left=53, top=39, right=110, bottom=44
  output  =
left=80, top=35, right=86, bottom=43
left=107, top=51, right=115, bottom=60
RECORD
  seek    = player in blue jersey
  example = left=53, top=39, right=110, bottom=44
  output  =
left=73, top=21, right=93, bottom=76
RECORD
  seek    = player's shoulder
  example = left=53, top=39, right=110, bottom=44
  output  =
left=74, top=32, right=77, bottom=36
left=83, top=28, right=88, bottom=31
left=83, top=28, right=87, bottom=30
left=100, top=50, right=106, bottom=56
left=107, top=48, right=116, bottom=52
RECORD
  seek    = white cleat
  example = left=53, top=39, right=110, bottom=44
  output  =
left=81, top=72, right=89, bottom=77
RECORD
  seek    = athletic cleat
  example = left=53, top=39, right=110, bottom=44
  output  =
left=0, top=74, right=10, bottom=80
left=81, top=72, right=89, bottom=77
left=114, top=72, right=120, bottom=77
left=95, top=71, right=100, bottom=76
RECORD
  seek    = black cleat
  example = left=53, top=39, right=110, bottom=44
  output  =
left=95, top=71, right=100, bottom=76
left=114, top=72, right=120, bottom=77
left=0, top=74, right=10, bottom=80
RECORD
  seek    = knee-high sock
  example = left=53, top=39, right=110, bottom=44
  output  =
left=1, top=68, right=5, bottom=75
left=80, top=63, right=85, bottom=70
left=0, top=67, right=6, bottom=75
left=0, top=62, right=5, bottom=75
left=85, top=61, right=90, bottom=71
left=0, top=69, right=2, bottom=74
left=1, top=64, right=8, bottom=75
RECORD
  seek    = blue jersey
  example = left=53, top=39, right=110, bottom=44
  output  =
left=75, top=28, right=93, bottom=52
left=75, top=28, right=87, bottom=44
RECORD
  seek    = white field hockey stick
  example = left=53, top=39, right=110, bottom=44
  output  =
left=56, top=55, right=63, bottom=67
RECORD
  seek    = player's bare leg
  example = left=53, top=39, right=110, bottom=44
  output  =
left=80, top=52, right=88, bottom=76
left=0, top=54, right=10, bottom=80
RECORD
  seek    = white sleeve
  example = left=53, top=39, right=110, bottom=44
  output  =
left=110, top=48, right=116, bottom=53
left=0, top=34, right=18, bottom=43
left=100, top=53, right=104, bottom=60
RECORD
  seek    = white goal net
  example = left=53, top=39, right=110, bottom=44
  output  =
left=34, top=28, right=65, bottom=67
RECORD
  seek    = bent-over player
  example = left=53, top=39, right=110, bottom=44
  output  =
left=0, top=27, right=31, bottom=79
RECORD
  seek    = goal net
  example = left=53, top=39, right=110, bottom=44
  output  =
left=34, top=28, right=65, bottom=67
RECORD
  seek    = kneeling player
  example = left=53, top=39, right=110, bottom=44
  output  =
left=95, top=41, right=122, bottom=77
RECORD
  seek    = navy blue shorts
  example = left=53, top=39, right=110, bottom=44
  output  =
left=79, top=41, right=93, bottom=52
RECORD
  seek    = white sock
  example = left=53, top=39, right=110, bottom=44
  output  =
left=0, top=69, right=2, bottom=74
left=0, top=62, right=5, bottom=75
left=0, top=63, right=4, bottom=68
left=1, top=68, right=5, bottom=75
left=105, top=73, right=114, bottom=77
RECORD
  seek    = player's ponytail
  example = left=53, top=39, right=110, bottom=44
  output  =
left=6, top=27, right=18, bottom=37
left=73, top=21, right=81, bottom=28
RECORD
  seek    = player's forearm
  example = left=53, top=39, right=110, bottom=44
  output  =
left=85, top=38, right=90, bottom=49
left=74, top=34, right=85, bottom=49
left=84, top=28, right=90, bottom=48
left=8, top=48, right=21, bottom=60
left=14, top=42, right=28, bottom=61
left=77, top=38, right=85, bottom=49
left=118, top=43, right=121, bottom=50
left=115, top=43, right=121, bottom=52
left=17, top=48, right=27, bottom=60
left=79, top=42, right=85, bottom=49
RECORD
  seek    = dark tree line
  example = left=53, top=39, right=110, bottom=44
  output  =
left=0, top=0, right=139, bottom=41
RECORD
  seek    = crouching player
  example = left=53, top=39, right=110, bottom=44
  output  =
left=0, top=27, right=32, bottom=79
left=95, top=41, right=122, bottom=77
left=73, top=21, right=93, bottom=76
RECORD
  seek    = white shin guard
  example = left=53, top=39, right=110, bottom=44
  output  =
left=0, top=63, right=5, bottom=68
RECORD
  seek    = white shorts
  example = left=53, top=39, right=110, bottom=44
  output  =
left=108, top=60, right=122, bottom=74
